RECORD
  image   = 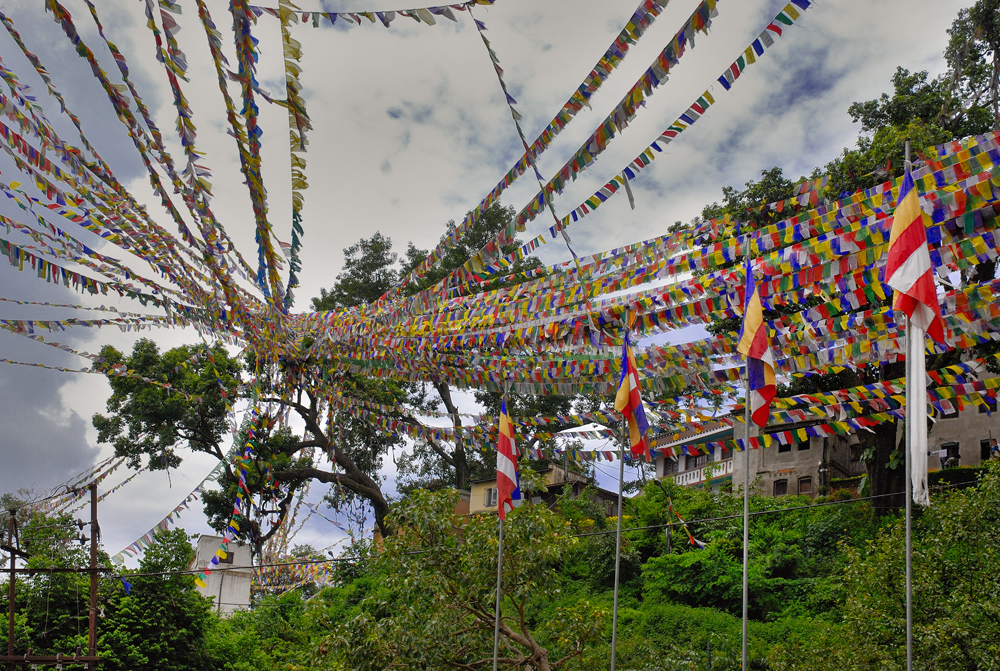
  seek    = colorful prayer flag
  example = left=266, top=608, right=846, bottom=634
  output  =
left=496, top=398, right=521, bottom=520
left=736, top=257, right=776, bottom=426
left=614, top=330, right=650, bottom=459
left=885, top=169, right=945, bottom=343
left=887, top=167, right=943, bottom=506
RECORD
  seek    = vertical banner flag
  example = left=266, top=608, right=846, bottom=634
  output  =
left=885, top=168, right=945, bottom=507
left=885, top=170, right=946, bottom=342
left=615, top=329, right=650, bottom=460
left=736, top=256, right=776, bottom=427
left=496, top=397, right=521, bottom=519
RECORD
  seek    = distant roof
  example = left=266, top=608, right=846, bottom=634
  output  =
left=652, top=422, right=734, bottom=452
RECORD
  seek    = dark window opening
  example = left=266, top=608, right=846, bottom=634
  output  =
left=773, top=479, right=788, bottom=496
left=688, top=454, right=708, bottom=470
left=940, top=442, right=960, bottom=469
left=798, top=477, right=813, bottom=495
left=938, top=404, right=960, bottom=419
left=981, top=439, right=994, bottom=463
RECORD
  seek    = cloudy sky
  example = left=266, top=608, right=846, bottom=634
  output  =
left=0, top=0, right=970, bottom=557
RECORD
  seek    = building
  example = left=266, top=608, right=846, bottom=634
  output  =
left=655, top=399, right=998, bottom=498
left=655, top=420, right=734, bottom=492
left=468, top=465, right=618, bottom=516
left=191, top=535, right=254, bottom=615
left=927, top=392, right=998, bottom=468
left=729, top=425, right=863, bottom=498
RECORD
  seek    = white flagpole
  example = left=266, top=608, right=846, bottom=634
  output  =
left=741, top=235, right=752, bottom=671
left=610, top=314, right=628, bottom=671
left=493, top=391, right=512, bottom=671
left=904, top=139, right=913, bottom=671
left=609, top=422, right=626, bottom=671
left=492, top=516, right=504, bottom=671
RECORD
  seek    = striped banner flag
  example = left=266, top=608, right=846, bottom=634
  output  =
left=614, top=330, right=651, bottom=460
left=885, top=169, right=945, bottom=342
left=496, top=398, right=521, bottom=520
left=737, top=257, right=776, bottom=427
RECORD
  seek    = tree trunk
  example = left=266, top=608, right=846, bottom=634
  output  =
left=432, top=378, right=471, bottom=490
left=868, top=419, right=904, bottom=516
left=270, top=395, right=394, bottom=537
left=869, top=359, right=905, bottom=516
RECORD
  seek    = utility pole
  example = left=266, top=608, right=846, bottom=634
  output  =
left=88, top=483, right=99, bottom=670
left=4, top=509, right=25, bottom=671
left=2, top=490, right=101, bottom=670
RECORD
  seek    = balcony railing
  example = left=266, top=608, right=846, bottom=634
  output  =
left=674, top=458, right=733, bottom=486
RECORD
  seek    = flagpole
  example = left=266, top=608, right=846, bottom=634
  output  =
left=741, top=236, right=751, bottom=671
left=610, top=314, right=628, bottom=671
left=904, top=139, right=913, bottom=671
left=492, top=516, right=504, bottom=671
left=493, top=391, right=515, bottom=671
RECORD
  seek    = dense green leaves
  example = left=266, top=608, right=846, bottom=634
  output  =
left=100, top=529, right=216, bottom=671
left=6, top=465, right=1000, bottom=669
left=92, top=339, right=241, bottom=472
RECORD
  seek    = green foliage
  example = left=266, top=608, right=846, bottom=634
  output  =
left=400, top=202, right=543, bottom=294
left=100, top=528, right=216, bottom=671
left=311, top=232, right=399, bottom=311
left=92, top=338, right=242, bottom=472
left=314, top=489, right=606, bottom=670
left=770, top=464, right=1000, bottom=670
left=1, top=512, right=222, bottom=671
left=1, top=509, right=97, bottom=660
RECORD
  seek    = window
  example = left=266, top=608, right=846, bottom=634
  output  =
left=688, top=454, right=708, bottom=470
left=773, top=479, right=788, bottom=496
left=797, top=441, right=810, bottom=451
left=978, top=396, right=997, bottom=414
left=778, top=443, right=792, bottom=453
left=850, top=443, right=863, bottom=462
left=981, top=439, right=994, bottom=463
left=217, top=548, right=234, bottom=564
left=484, top=487, right=498, bottom=507
left=662, top=459, right=678, bottom=477
left=939, top=442, right=960, bottom=469
left=798, top=477, right=813, bottom=495
left=938, top=403, right=960, bottom=419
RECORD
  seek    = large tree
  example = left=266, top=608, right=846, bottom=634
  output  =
left=92, top=203, right=585, bottom=544
left=92, top=336, right=402, bottom=544
left=312, top=203, right=582, bottom=494
left=317, top=488, right=606, bottom=671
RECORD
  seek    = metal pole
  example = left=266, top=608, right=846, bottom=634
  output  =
left=905, top=319, right=914, bottom=671
left=492, top=518, right=504, bottom=671
left=741, top=381, right=751, bottom=670
left=6, top=512, right=15, bottom=671
left=610, top=313, right=630, bottom=671
left=609, top=421, right=626, bottom=671
left=88, top=483, right=99, bottom=670
left=741, top=237, right=752, bottom=671
left=904, top=139, right=913, bottom=671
